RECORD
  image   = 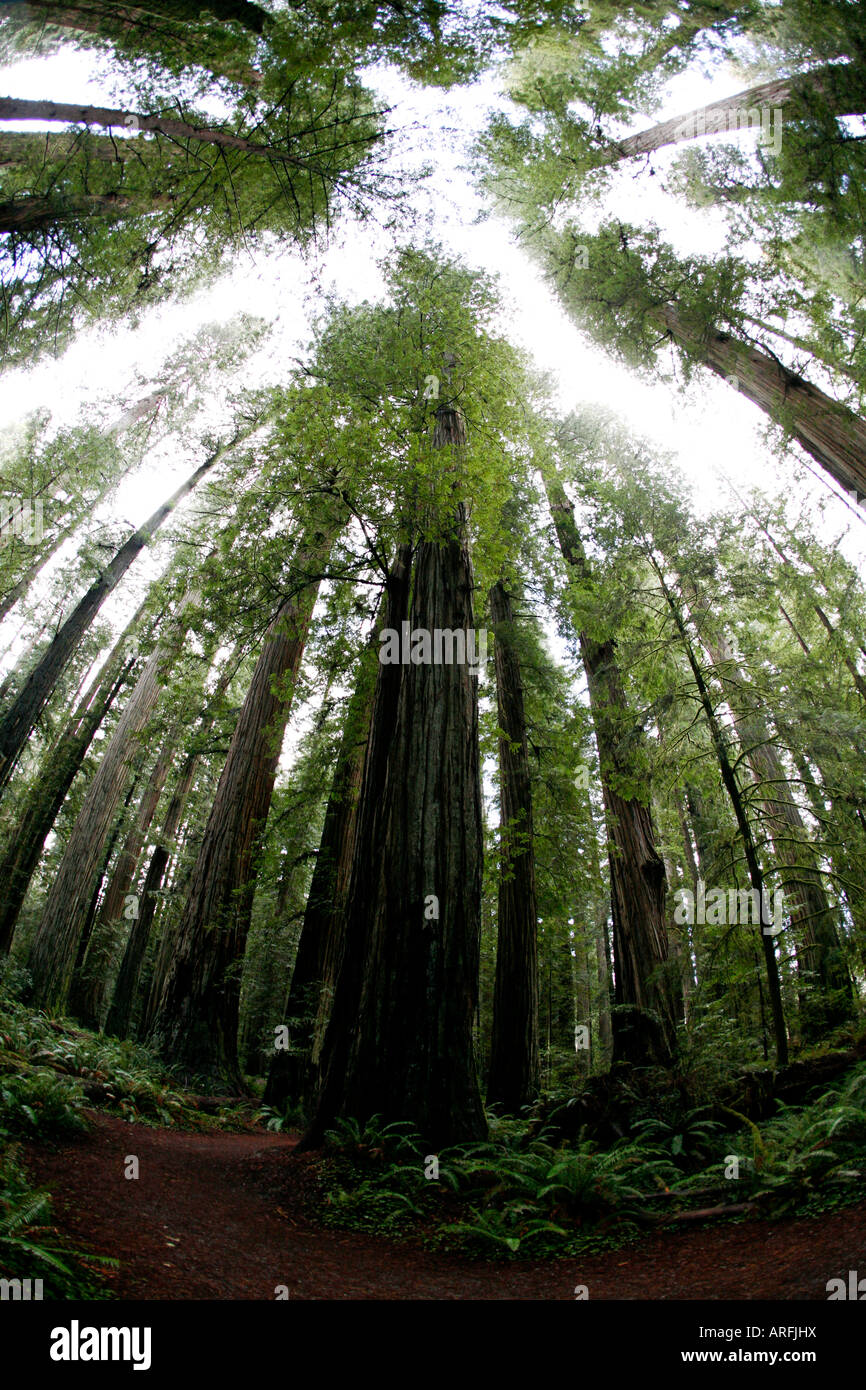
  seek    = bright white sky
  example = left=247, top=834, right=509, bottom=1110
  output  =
left=1, top=31, right=864, bottom=740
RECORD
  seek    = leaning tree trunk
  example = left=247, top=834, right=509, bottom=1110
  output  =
left=604, top=63, right=866, bottom=164
left=0, top=1, right=271, bottom=38
left=304, top=504, right=488, bottom=1148
left=0, top=98, right=319, bottom=171
left=0, top=434, right=238, bottom=792
left=264, top=594, right=387, bottom=1112
left=486, top=579, right=540, bottom=1113
left=545, top=472, right=679, bottom=1067
left=145, top=504, right=346, bottom=1089
left=0, top=611, right=144, bottom=955
left=659, top=305, right=866, bottom=502
left=26, top=605, right=187, bottom=1012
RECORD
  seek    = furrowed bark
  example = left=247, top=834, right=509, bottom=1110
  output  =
left=306, top=504, right=488, bottom=1147
left=659, top=306, right=866, bottom=502
left=264, top=600, right=383, bottom=1112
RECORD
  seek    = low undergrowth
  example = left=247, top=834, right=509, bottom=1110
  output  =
left=309, top=1065, right=866, bottom=1260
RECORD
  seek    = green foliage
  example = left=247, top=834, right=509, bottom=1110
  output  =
left=0, top=1147, right=118, bottom=1298
left=0, top=982, right=246, bottom=1132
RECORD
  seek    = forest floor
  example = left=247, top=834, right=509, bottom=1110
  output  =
left=22, top=1111, right=866, bottom=1300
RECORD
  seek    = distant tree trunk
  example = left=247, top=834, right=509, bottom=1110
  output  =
left=691, top=614, right=854, bottom=1036
left=104, top=665, right=235, bottom=1040
left=264, top=596, right=386, bottom=1112
left=659, top=305, right=866, bottom=502
left=306, top=502, right=488, bottom=1148
left=0, top=617, right=141, bottom=954
left=70, top=725, right=176, bottom=1028
left=0, top=193, right=152, bottom=233
left=145, top=505, right=345, bottom=1089
left=545, top=472, right=679, bottom=1067
left=104, top=752, right=197, bottom=1039
left=605, top=64, right=865, bottom=164
left=655, top=568, right=789, bottom=1064
left=747, top=514, right=866, bottom=705
left=0, top=514, right=82, bottom=624
left=0, top=436, right=236, bottom=792
left=486, top=579, right=540, bottom=1113
left=26, top=607, right=186, bottom=1011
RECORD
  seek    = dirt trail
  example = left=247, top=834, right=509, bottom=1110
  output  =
left=23, top=1113, right=866, bottom=1300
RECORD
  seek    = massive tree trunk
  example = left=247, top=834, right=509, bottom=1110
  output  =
left=70, top=724, right=176, bottom=1028
left=0, top=616, right=141, bottom=955
left=659, top=305, right=866, bottom=501
left=486, top=579, right=540, bottom=1112
left=26, top=607, right=186, bottom=1011
left=605, top=63, right=865, bottom=164
left=306, top=504, right=488, bottom=1148
left=264, top=600, right=385, bottom=1112
left=0, top=436, right=236, bottom=792
left=545, top=472, right=679, bottom=1067
left=145, top=505, right=345, bottom=1089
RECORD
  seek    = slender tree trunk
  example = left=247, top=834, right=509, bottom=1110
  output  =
left=691, top=615, right=854, bottom=1034
left=486, top=579, right=540, bottom=1112
left=0, top=615, right=142, bottom=954
left=305, top=503, right=488, bottom=1148
left=0, top=435, right=237, bottom=792
left=659, top=305, right=866, bottom=501
left=0, top=193, right=149, bottom=233
left=264, top=602, right=384, bottom=1112
left=104, top=753, right=197, bottom=1038
left=26, top=604, right=187, bottom=1011
left=0, top=515, right=82, bottom=625
left=606, top=64, right=865, bottom=163
left=0, top=98, right=320, bottom=171
left=545, top=472, right=679, bottom=1066
left=71, top=724, right=176, bottom=1028
left=104, top=661, right=236, bottom=1039
left=655, top=568, right=789, bottom=1064
left=749, top=514, right=866, bottom=704
left=145, top=505, right=345, bottom=1089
